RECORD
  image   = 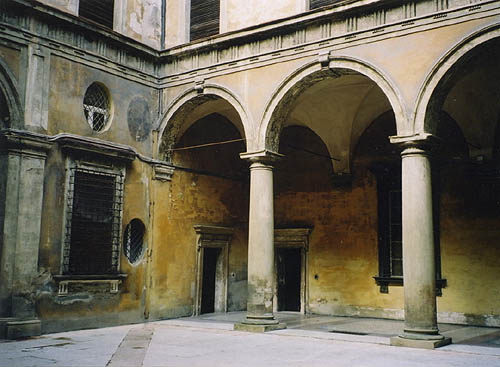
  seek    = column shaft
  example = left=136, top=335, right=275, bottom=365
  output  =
left=401, top=146, right=441, bottom=340
left=245, top=162, right=276, bottom=323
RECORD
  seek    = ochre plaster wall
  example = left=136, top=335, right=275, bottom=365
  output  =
left=275, top=166, right=404, bottom=318
left=437, top=167, right=500, bottom=323
left=149, top=171, right=249, bottom=319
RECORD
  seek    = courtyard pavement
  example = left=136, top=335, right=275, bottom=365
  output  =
left=1, top=312, right=499, bottom=366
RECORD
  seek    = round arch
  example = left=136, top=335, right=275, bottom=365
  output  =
left=414, top=24, right=500, bottom=135
left=259, top=56, right=407, bottom=152
left=0, top=57, right=23, bottom=128
left=156, top=84, right=252, bottom=161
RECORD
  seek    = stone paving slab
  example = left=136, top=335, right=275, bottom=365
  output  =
left=0, top=314, right=499, bottom=367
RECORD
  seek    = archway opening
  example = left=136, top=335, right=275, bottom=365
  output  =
left=423, top=36, right=500, bottom=327
left=157, top=97, right=249, bottom=317
left=270, top=68, right=402, bottom=318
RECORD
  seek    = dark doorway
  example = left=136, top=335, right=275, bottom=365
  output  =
left=201, top=247, right=220, bottom=314
left=277, top=248, right=301, bottom=311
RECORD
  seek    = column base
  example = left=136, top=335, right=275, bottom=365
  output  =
left=390, top=336, right=451, bottom=349
left=234, top=318, right=286, bottom=332
left=5, top=319, right=41, bottom=339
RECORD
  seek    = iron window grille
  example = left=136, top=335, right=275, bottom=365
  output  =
left=83, top=83, right=110, bottom=132
left=63, top=166, right=124, bottom=275
left=124, top=219, right=146, bottom=264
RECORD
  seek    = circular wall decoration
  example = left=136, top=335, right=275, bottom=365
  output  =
left=127, top=97, right=151, bottom=142
left=123, top=219, right=146, bottom=264
left=83, top=82, right=111, bottom=132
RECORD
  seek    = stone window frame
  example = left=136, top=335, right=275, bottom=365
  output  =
left=193, top=225, right=233, bottom=316
left=60, top=158, right=125, bottom=277
left=273, top=228, right=311, bottom=314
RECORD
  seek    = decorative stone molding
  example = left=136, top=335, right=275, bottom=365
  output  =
left=240, top=150, right=283, bottom=164
left=54, top=134, right=136, bottom=163
left=53, top=274, right=127, bottom=296
left=153, top=163, right=175, bottom=181
left=0, top=129, right=52, bottom=158
left=194, top=77, right=205, bottom=93
left=274, top=228, right=312, bottom=251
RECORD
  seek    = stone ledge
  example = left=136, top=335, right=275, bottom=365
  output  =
left=390, top=336, right=452, bottom=349
left=234, top=322, right=287, bottom=333
left=6, top=319, right=41, bottom=339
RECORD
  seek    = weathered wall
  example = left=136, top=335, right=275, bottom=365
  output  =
left=437, top=166, right=500, bottom=325
left=48, top=55, right=156, bottom=155
left=149, top=114, right=249, bottom=319
left=223, top=0, right=305, bottom=33
left=116, top=0, right=162, bottom=49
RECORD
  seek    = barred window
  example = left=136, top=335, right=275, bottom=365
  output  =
left=124, top=219, right=146, bottom=264
left=83, top=83, right=111, bottom=132
left=63, top=167, right=124, bottom=275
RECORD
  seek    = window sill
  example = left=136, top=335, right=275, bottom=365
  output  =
left=53, top=274, right=127, bottom=296
left=374, top=276, right=447, bottom=295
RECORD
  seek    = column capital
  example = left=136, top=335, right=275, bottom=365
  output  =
left=240, top=149, right=283, bottom=165
left=389, top=133, right=440, bottom=158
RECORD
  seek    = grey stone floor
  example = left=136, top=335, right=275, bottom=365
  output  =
left=1, top=312, right=499, bottom=367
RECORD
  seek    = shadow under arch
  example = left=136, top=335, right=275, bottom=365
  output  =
left=0, top=57, right=22, bottom=128
left=259, top=56, right=407, bottom=153
left=413, top=23, right=500, bottom=135
left=156, top=85, right=251, bottom=161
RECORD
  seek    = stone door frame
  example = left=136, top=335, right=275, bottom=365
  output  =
left=193, top=225, right=233, bottom=316
left=273, top=228, right=312, bottom=314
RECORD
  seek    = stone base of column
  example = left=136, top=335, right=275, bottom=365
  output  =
left=234, top=318, right=286, bottom=333
left=5, top=319, right=42, bottom=339
left=390, top=336, right=451, bottom=349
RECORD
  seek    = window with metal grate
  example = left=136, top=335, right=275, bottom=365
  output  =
left=190, top=0, right=220, bottom=41
left=63, top=168, right=124, bottom=275
left=310, top=0, right=344, bottom=10
left=124, top=219, right=146, bottom=264
left=83, top=83, right=110, bottom=132
left=79, top=0, right=114, bottom=29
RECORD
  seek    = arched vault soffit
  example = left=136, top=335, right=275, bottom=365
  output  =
left=414, top=24, right=500, bottom=135
left=0, top=57, right=22, bottom=128
left=259, top=56, right=407, bottom=152
left=156, top=85, right=251, bottom=161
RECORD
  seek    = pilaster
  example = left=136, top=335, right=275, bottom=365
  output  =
left=0, top=130, right=52, bottom=338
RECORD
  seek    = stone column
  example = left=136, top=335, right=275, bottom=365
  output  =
left=0, top=130, right=52, bottom=338
left=389, top=137, right=450, bottom=348
left=234, top=150, right=285, bottom=332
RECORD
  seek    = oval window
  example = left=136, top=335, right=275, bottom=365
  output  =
left=123, top=219, right=146, bottom=264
